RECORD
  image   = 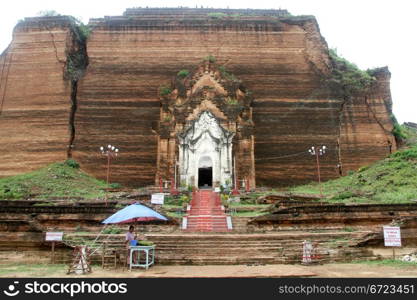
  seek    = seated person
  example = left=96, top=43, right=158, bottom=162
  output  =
left=125, top=225, right=137, bottom=247
left=125, top=225, right=137, bottom=264
left=125, top=225, right=148, bottom=265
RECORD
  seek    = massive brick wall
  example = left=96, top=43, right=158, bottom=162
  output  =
left=0, top=9, right=396, bottom=187
left=338, top=68, right=395, bottom=175
left=0, top=17, right=73, bottom=177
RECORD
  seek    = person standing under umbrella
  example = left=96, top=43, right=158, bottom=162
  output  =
left=125, top=225, right=148, bottom=265
left=126, top=225, right=137, bottom=265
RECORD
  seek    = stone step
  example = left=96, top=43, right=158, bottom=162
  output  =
left=147, top=232, right=364, bottom=239
left=147, top=234, right=361, bottom=242
left=185, top=190, right=229, bottom=232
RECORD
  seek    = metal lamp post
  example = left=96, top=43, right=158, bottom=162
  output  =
left=232, top=156, right=239, bottom=195
left=100, top=144, right=119, bottom=185
left=308, top=145, right=326, bottom=198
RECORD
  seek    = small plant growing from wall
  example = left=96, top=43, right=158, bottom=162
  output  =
left=225, top=97, right=239, bottom=105
left=204, top=55, right=216, bottom=63
left=163, top=115, right=172, bottom=122
left=65, top=159, right=80, bottom=169
left=177, top=69, right=190, bottom=78
left=159, top=85, right=172, bottom=96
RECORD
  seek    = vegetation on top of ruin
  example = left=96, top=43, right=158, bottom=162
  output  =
left=0, top=160, right=110, bottom=200
left=328, top=48, right=377, bottom=98
left=29, top=10, right=91, bottom=82
left=65, top=18, right=90, bottom=82
left=203, top=10, right=312, bottom=20
left=207, top=12, right=228, bottom=19
left=391, top=115, right=411, bottom=144
left=290, top=129, right=417, bottom=204
left=37, top=10, right=61, bottom=17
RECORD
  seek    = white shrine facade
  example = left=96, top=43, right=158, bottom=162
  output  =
left=156, top=60, right=256, bottom=189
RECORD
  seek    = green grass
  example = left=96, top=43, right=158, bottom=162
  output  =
left=0, top=263, right=66, bottom=277
left=0, top=160, right=109, bottom=200
left=328, top=237, right=350, bottom=245
left=228, top=203, right=269, bottom=208
left=352, top=259, right=417, bottom=268
left=232, top=211, right=266, bottom=217
left=162, top=204, right=183, bottom=209
left=166, top=211, right=184, bottom=218
left=342, top=226, right=357, bottom=232
left=290, top=143, right=417, bottom=204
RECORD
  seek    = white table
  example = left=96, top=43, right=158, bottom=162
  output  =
left=128, top=245, right=155, bottom=270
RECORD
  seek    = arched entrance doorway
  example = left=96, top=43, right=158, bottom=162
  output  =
left=178, top=111, right=234, bottom=188
left=155, top=60, right=256, bottom=189
left=198, top=156, right=213, bottom=188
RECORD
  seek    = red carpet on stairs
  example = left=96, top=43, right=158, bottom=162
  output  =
left=185, top=190, right=231, bottom=232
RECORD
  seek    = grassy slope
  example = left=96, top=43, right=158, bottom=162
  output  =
left=0, top=160, right=108, bottom=200
left=290, top=141, right=417, bottom=204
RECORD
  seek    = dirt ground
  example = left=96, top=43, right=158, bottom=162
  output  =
left=1, top=263, right=417, bottom=278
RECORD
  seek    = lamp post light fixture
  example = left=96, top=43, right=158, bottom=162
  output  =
left=100, top=144, right=119, bottom=185
left=308, top=145, right=327, bottom=198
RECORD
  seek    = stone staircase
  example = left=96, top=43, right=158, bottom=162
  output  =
left=9, top=230, right=377, bottom=266
left=148, top=231, right=375, bottom=265
left=185, top=190, right=230, bottom=232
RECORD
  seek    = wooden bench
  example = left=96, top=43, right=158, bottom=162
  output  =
left=100, top=241, right=128, bottom=269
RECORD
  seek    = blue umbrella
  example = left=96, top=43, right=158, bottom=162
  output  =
left=102, top=203, right=168, bottom=224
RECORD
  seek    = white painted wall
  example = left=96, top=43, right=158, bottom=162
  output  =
left=179, top=111, right=233, bottom=187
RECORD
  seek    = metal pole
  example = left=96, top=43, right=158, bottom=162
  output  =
left=316, top=151, right=323, bottom=198
left=174, top=160, right=177, bottom=189
left=51, top=241, right=55, bottom=264
left=234, top=156, right=237, bottom=188
left=106, top=153, right=111, bottom=185
left=232, top=156, right=239, bottom=195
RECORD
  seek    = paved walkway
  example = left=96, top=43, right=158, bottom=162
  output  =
left=2, top=263, right=417, bottom=278
left=130, top=265, right=315, bottom=278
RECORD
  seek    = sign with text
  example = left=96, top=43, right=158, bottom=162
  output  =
left=383, top=226, right=401, bottom=247
left=151, top=193, right=165, bottom=205
left=45, top=232, right=63, bottom=242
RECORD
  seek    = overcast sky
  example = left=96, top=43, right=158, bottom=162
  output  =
left=1, top=0, right=415, bottom=123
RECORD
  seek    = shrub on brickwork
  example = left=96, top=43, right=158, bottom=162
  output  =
left=159, top=86, right=172, bottom=96
left=177, top=69, right=190, bottom=78
left=204, top=55, right=216, bottom=63
left=65, top=159, right=80, bottom=169
left=328, top=48, right=376, bottom=97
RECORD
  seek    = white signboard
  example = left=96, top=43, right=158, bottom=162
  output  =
left=383, top=226, right=401, bottom=247
left=151, top=193, right=165, bottom=205
left=214, top=187, right=221, bottom=193
left=45, top=232, right=63, bottom=242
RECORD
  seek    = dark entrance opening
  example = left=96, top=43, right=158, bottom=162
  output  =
left=198, top=167, right=212, bottom=188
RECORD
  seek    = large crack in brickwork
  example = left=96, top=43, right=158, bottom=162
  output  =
left=336, top=98, right=347, bottom=176
left=47, top=28, right=66, bottom=64
left=65, top=24, right=89, bottom=158
left=364, top=96, right=391, bottom=135
left=67, top=80, right=78, bottom=158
